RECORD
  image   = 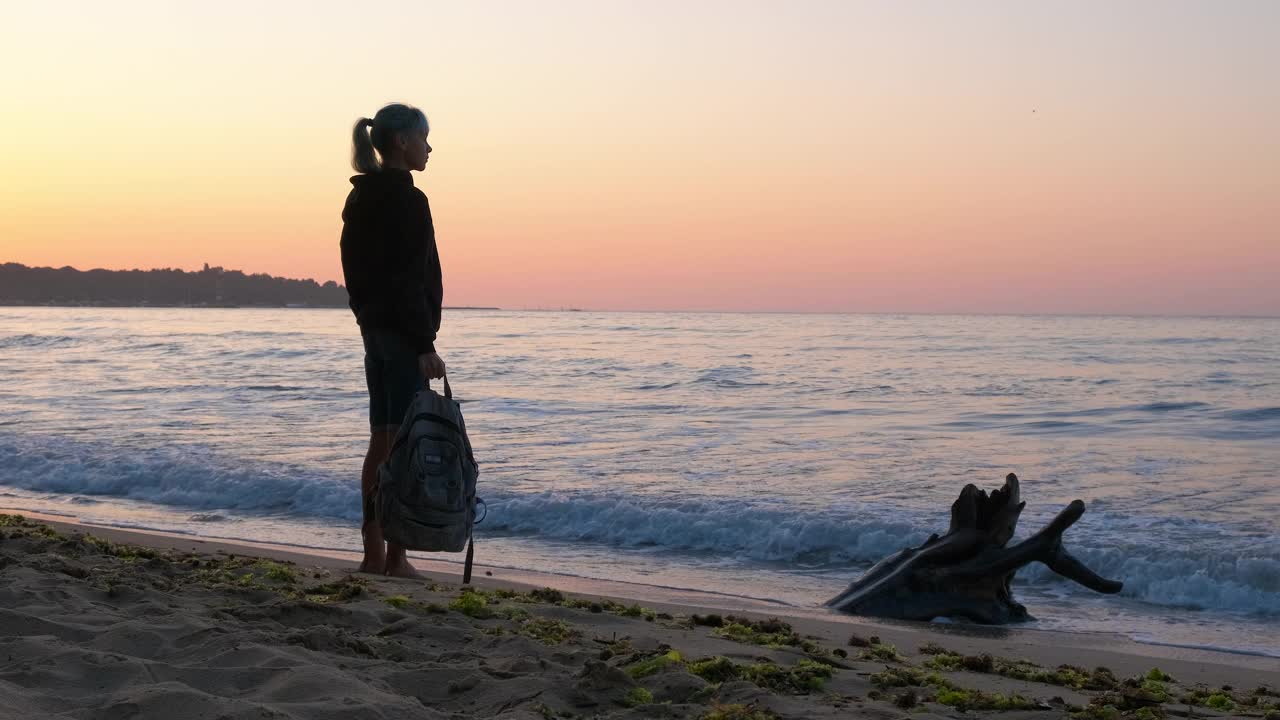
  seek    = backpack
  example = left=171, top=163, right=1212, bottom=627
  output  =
left=375, top=375, right=483, bottom=582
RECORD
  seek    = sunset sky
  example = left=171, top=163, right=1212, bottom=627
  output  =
left=1, top=1, right=1276, bottom=314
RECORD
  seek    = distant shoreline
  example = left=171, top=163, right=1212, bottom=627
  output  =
left=0, top=302, right=501, bottom=311
left=2, top=303, right=1277, bottom=319
left=0, top=263, right=514, bottom=311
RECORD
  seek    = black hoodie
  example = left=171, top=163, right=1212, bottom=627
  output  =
left=339, top=169, right=442, bottom=354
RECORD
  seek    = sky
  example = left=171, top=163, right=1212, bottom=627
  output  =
left=1, top=1, right=1277, bottom=314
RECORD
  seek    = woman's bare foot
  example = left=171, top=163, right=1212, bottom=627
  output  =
left=357, top=534, right=387, bottom=575
left=383, top=544, right=422, bottom=579
left=383, top=554, right=423, bottom=579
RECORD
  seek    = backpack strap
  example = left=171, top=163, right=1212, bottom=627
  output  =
left=362, top=476, right=379, bottom=542
left=462, top=536, right=475, bottom=584
left=425, top=373, right=453, bottom=399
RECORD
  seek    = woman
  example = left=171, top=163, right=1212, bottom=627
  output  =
left=340, top=102, right=444, bottom=578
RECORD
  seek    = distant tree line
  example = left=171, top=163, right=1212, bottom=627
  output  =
left=0, top=263, right=349, bottom=307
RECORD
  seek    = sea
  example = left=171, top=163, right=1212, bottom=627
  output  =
left=0, top=307, right=1277, bottom=656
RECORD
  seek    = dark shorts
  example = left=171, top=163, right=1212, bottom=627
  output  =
left=362, top=328, right=423, bottom=433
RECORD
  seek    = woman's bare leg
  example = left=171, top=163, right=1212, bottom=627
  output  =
left=359, top=429, right=398, bottom=574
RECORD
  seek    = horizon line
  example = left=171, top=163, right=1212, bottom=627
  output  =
left=4, top=303, right=1277, bottom=321
left=5, top=261, right=1276, bottom=320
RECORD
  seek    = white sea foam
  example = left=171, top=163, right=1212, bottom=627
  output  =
left=3, top=430, right=1276, bottom=616
left=0, top=434, right=361, bottom=522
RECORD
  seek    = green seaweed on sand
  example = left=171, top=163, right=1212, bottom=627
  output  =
left=1178, top=687, right=1239, bottom=710
left=741, top=659, right=834, bottom=693
left=712, top=622, right=795, bottom=647
left=870, top=666, right=1037, bottom=710
left=80, top=534, right=162, bottom=560
left=1071, top=688, right=1173, bottom=720
left=450, top=589, right=493, bottom=618
left=621, top=687, right=653, bottom=708
left=1083, top=688, right=1169, bottom=717
left=457, top=601, right=579, bottom=643
left=699, top=703, right=779, bottom=720
left=256, top=560, right=298, bottom=583
left=923, top=650, right=1119, bottom=691
left=497, top=605, right=532, bottom=621
left=559, top=596, right=658, bottom=621
left=860, top=642, right=902, bottom=662
left=0, top=514, right=66, bottom=540
left=301, top=577, right=367, bottom=603
left=934, top=688, right=1038, bottom=712
left=1071, top=701, right=1122, bottom=720
left=922, top=652, right=963, bottom=671
left=1137, top=679, right=1171, bottom=702
left=686, top=656, right=833, bottom=694
left=617, top=603, right=657, bottom=621
left=1204, top=692, right=1235, bottom=711
left=528, top=587, right=566, bottom=603
left=917, top=641, right=954, bottom=656
left=707, top=616, right=828, bottom=656
left=491, top=586, right=567, bottom=605
left=688, top=657, right=740, bottom=684
left=869, top=667, right=951, bottom=690
left=518, top=618, right=577, bottom=645
left=626, top=650, right=683, bottom=678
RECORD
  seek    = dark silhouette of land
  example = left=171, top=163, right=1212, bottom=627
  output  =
left=0, top=263, right=498, bottom=309
left=0, top=262, right=345, bottom=307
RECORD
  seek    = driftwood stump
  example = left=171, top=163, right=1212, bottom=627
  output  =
left=826, top=473, right=1122, bottom=624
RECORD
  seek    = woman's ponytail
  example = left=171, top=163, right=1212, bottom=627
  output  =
left=351, top=117, right=380, bottom=174
left=349, top=104, right=429, bottom=174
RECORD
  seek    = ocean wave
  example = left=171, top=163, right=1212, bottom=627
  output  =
left=189, top=513, right=231, bottom=522
left=1, top=431, right=1276, bottom=616
left=0, top=434, right=360, bottom=522
left=1021, top=542, right=1280, bottom=616
left=215, top=330, right=309, bottom=339
left=630, top=382, right=680, bottom=391
left=487, top=497, right=1279, bottom=615
left=1134, top=401, right=1209, bottom=413
left=693, top=366, right=767, bottom=388
left=1222, top=406, right=1280, bottom=422
left=840, top=385, right=896, bottom=395
left=123, top=341, right=185, bottom=352
left=484, top=491, right=926, bottom=564
left=1147, top=336, right=1231, bottom=345
left=0, top=333, right=78, bottom=349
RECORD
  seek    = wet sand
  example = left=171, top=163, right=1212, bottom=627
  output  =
left=1, top=511, right=1275, bottom=719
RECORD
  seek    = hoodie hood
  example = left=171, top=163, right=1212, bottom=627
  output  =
left=343, top=169, right=415, bottom=223
left=349, top=168, right=413, bottom=189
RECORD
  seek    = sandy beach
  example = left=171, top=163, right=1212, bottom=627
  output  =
left=0, top=511, right=1274, bottom=720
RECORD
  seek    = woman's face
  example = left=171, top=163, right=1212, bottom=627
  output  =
left=402, top=128, right=431, bottom=172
